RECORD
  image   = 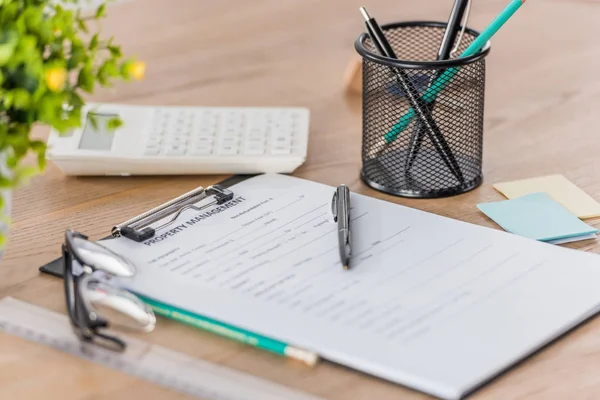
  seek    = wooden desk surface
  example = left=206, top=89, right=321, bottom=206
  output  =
left=2, top=0, right=600, bottom=398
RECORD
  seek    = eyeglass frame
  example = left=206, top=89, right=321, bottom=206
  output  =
left=62, top=229, right=127, bottom=352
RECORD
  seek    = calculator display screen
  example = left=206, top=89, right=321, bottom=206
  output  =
left=78, top=112, right=118, bottom=151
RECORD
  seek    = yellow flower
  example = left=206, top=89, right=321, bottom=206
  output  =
left=45, top=67, right=67, bottom=92
left=128, top=61, right=146, bottom=80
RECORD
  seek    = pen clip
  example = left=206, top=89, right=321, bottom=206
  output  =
left=331, top=191, right=338, bottom=222
left=450, top=0, right=472, bottom=58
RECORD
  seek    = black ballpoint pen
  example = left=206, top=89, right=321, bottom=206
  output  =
left=332, top=185, right=351, bottom=270
left=359, top=7, right=465, bottom=184
left=405, top=0, right=470, bottom=177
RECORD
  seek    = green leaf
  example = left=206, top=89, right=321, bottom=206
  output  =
left=97, top=58, right=118, bottom=86
left=37, top=153, right=47, bottom=170
left=0, top=177, right=15, bottom=188
left=31, top=140, right=46, bottom=153
left=37, top=96, right=56, bottom=124
left=68, top=92, right=84, bottom=108
left=5, top=153, right=17, bottom=169
left=76, top=64, right=95, bottom=93
left=23, top=7, right=43, bottom=33
left=17, top=34, right=37, bottom=55
left=12, top=89, right=30, bottom=109
left=108, top=45, right=122, bottom=57
left=120, top=58, right=134, bottom=80
left=88, top=113, right=99, bottom=131
left=6, top=123, right=29, bottom=142
left=52, top=118, right=71, bottom=134
left=14, top=13, right=25, bottom=34
left=0, top=42, right=16, bottom=66
left=32, top=138, right=48, bottom=171
left=77, top=18, right=88, bottom=34
left=22, top=62, right=42, bottom=94
left=37, top=20, right=54, bottom=44
left=89, top=33, right=99, bottom=51
left=0, top=124, right=7, bottom=147
left=3, top=92, right=13, bottom=108
left=67, top=45, right=84, bottom=69
left=97, top=69, right=108, bottom=86
left=107, top=117, right=123, bottom=130
left=66, top=106, right=82, bottom=127
left=0, top=26, right=18, bottom=44
left=15, top=165, right=39, bottom=183
left=1, top=4, right=19, bottom=23
left=95, top=4, right=107, bottom=18
left=61, top=10, right=75, bottom=33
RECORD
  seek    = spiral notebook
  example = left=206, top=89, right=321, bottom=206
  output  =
left=41, top=174, right=600, bottom=400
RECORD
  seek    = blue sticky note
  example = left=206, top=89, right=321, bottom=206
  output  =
left=477, top=192, right=598, bottom=243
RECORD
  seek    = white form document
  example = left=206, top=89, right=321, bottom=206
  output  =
left=103, top=174, right=600, bottom=400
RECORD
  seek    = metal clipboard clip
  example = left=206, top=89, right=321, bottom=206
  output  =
left=111, top=185, right=234, bottom=242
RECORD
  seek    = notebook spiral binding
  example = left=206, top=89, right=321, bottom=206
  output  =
left=111, top=185, right=234, bottom=242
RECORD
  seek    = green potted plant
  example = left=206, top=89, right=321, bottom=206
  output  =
left=0, top=0, right=145, bottom=247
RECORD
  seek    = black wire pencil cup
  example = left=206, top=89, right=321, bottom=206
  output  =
left=355, top=21, right=490, bottom=198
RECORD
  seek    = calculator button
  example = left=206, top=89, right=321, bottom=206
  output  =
left=243, top=145, right=264, bottom=155
left=144, top=144, right=160, bottom=156
left=222, top=128, right=239, bottom=137
left=165, top=144, right=186, bottom=156
left=173, top=131, right=191, bottom=139
left=270, top=145, right=291, bottom=155
left=248, top=128, right=266, bottom=138
left=246, top=137, right=264, bottom=145
left=203, top=116, right=218, bottom=125
left=218, top=145, right=239, bottom=155
left=194, top=137, right=213, bottom=146
left=273, top=135, right=292, bottom=146
left=172, top=128, right=191, bottom=138
left=221, top=136, right=238, bottom=143
left=150, top=124, right=164, bottom=133
left=197, top=127, right=214, bottom=137
left=190, top=146, right=213, bottom=156
left=167, top=138, right=188, bottom=147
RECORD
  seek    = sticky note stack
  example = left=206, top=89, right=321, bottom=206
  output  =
left=477, top=175, right=600, bottom=244
left=493, top=174, right=600, bottom=219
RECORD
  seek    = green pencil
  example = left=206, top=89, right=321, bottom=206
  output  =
left=385, top=0, right=527, bottom=143
left=138, top=295, right=319, bottom=366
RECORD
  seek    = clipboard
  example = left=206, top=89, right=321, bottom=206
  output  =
left=39, top=174, right=256, bottom=278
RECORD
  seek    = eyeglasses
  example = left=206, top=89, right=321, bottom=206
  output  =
left=62, top=229, right=156, bottom=352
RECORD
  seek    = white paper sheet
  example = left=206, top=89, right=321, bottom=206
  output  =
left=103, top=174, right=600, bottom=400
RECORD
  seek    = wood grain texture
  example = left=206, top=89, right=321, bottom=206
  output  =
left=1, top=0, right=600, bottom=398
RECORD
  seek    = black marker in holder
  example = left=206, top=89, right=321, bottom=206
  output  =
left=355, top=21, right=490, bottom=198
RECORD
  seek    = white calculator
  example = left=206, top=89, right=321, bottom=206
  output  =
left=46, top=103, right=310, bottom=176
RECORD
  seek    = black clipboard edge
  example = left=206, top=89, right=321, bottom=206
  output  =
left=39, top=174, right=258, bottom=279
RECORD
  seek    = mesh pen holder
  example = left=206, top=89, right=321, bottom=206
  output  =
left=355, top=21, right=491, bottom=198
